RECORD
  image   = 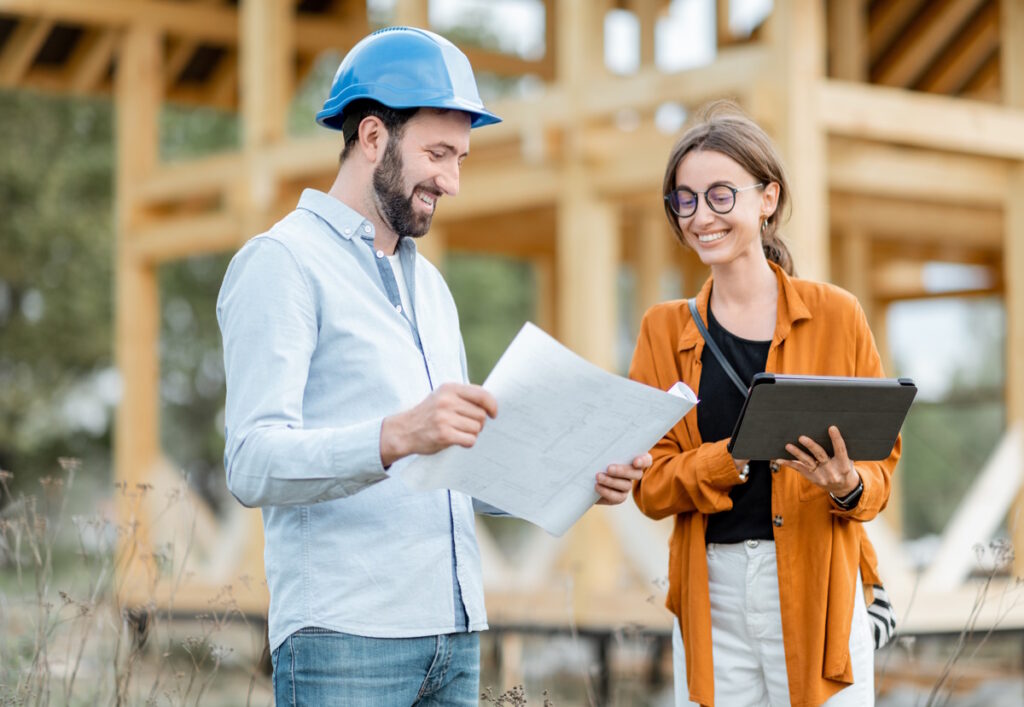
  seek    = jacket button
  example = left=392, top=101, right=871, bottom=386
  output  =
left=770, top=461, right=780, bottom=473
left=773, top=515, right=783, bottom=527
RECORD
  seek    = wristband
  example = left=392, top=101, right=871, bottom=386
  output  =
left=830, top=477, right=863, bottom=510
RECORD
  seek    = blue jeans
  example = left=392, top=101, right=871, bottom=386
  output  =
left=271, top=628, right=480, bottom=706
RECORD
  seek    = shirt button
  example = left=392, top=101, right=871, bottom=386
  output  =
left=395, top=305, right=402, bottom=313
left=363, top=224, right=372, bottom=233
left=375, top=250, right=384, bottom=259
left=343, top=227, right=352, bottom=235
left=773, top=515, right=783, bottom=527
left=745, top=539, right=759, bottom=548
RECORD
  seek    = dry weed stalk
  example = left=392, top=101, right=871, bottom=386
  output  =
left=0, top=461, right=270, bottom=706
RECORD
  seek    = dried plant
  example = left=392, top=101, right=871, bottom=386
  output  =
left=0, top=461, right=271, bottom=706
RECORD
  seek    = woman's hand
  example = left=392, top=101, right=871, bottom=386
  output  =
left=595, top=453, right=652, bottom=505
left=782, top=425, right=860, bottom=496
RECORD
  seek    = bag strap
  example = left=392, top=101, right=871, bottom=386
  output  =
left=688, top=298, right=748, bottom=396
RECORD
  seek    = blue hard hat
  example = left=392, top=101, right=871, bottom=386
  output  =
left=316, top=26, right=502, bottom=131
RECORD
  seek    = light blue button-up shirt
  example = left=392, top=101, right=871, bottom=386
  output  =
left=217, top=189, right=487, bottom=652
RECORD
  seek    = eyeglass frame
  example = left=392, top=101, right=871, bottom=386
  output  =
left=664, top=182, right=765, bottom=218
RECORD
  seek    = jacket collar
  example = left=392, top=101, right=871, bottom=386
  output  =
left=677, top=260, right=813, bottom=353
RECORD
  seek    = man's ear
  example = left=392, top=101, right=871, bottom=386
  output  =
left=357, top=115, right=388, bottom=163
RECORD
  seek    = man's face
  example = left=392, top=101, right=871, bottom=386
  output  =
left=372, top=109, right=472, bottom=239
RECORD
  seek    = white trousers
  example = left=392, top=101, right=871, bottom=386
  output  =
left=672, top=540, right=874, bottom=706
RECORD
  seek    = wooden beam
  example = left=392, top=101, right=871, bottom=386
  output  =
left=874, top=0, right=988, bottom=87
left=918, top=1, right=998, bottom=94
left=829, top=0, right=867, bottom=81
left=114, top=23, right=163, bottom=593
left=447, top=160, right=563, bottom=221
left=766, top=0, right=829, bottom=281
left=716, top=0, right=732, bottom=47
left=0, top=0, right=366, bottom=57
left=241, top=0, right=290, bottom=147
left=629, top=0, right=659, bottom=66
left=133, top=211, right=244, bottom=263
left=826, top=137, right=1011, bottom=207
left=65, top=27, right=118, bottom=94
left=961, top=49, right=1001, bottom=100
left=870, top=259, right=1000, bottom=301
left=162, top=0, right=223, bottom=90
left=867, top=0, right=930, bottom=65
left=633, top=208, right=672, bottom=325
left=830, top=193, right=1002, bottom=247
left=203, top=50, right=238, bottom=108
left=441, top=207, right=554, bottom=259
left=461, top=46, right=554, bottom=81
left=0, top=18, right=53, bottom=86
left=393, top=0, right=429, bottom=28
left=818, top=79, right=1024, bottom=159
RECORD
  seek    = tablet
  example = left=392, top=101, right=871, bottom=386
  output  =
left=726, top=373, right=917, bottom=461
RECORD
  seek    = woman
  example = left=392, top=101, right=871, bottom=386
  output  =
left=629, top=103, right=898, bottom=706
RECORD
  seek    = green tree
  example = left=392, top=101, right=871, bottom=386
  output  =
left=0, top=90, right=115, bottom=495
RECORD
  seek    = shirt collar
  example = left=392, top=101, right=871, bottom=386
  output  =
left=677, top=260, right=813, bottom=352
left=297, top=188, right=373, bottom=241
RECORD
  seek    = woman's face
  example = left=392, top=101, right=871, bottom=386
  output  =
left=671, top=149, right=778, bottom=269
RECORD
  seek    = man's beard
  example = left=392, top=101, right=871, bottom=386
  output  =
left=372, top=138, right=433, bottom=240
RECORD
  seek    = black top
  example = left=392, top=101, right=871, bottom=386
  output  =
left=698, top=306, right=774, bottom=544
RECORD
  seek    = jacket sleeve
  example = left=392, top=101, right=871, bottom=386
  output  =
left=217, top=237, right=389, bottom=509
left=628, top=310, right=746, bottom=520
left=831, top=300, right=900, bottom=522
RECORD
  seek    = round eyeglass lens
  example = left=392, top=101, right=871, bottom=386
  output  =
left=670, top=190, right=698, bottom=216
left=706, top=185, right=736, bottom=213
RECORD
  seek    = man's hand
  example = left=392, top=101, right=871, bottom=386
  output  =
left=595, top=454, right=652, bottom=505
left=380, top=383, right=498, bottom=467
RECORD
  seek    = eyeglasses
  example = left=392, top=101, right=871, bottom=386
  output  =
left=664, top=183, right=764, bottom=218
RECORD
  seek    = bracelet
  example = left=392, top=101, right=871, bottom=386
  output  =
left=738, top=463, right=750, bottom=482
left=830, top=478, right=863, bottom=510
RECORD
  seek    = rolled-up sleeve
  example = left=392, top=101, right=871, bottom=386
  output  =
left=217, top=237, right=388, bottom=508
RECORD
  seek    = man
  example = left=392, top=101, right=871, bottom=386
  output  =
left=217, top=27, right=648, bottom=705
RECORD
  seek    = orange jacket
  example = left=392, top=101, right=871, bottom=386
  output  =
left=629, top=262, right=899, bottom=707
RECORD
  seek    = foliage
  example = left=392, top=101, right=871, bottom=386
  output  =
left=445, top=253, right=536, bottom=383
left=0, top=90, right=115, bottom=495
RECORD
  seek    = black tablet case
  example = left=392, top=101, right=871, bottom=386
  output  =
left=726, top=373, right=917, bottom=461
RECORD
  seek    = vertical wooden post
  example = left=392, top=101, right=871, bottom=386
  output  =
left=764, top=0, right=829, bottom=282
left=716, top=0, right=732, bottom=48
left=631, top=0, right=659, bottom=67
left=114, top=24, right=162, bottom=595
left=239, top=0, right=291, bottom=238
left=839, top=229, right=904, bottom=535
left=555, top=0, right=619, bottom=370
left=533, top=256, right=556, bottom=335
left=1002, top=0, right=1024, bottom=572
left=828, top=0, right=867, bottom=81
left=394, top=0, right=430, bottom=28
left=635, top=208, right=671, bottom=323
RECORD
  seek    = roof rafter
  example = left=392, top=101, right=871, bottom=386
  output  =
left=918, top=0, right=999, bottom=94
left=874, top=0, right=989, bottom=87
left=66, top=27, right=117, bottom=93
left=0, top=17, right=53, bottom=86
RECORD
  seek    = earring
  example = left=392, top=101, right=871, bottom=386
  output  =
left=760, top=218, right=767, bottom=234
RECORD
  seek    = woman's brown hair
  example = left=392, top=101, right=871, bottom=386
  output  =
left=662, top=101, right=795, bottom=275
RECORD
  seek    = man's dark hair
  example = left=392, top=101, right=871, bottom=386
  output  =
left=339, top=99, right=418, bottom=162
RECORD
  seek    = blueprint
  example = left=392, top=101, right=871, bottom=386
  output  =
left=400, top=322, right=697, bottom=535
